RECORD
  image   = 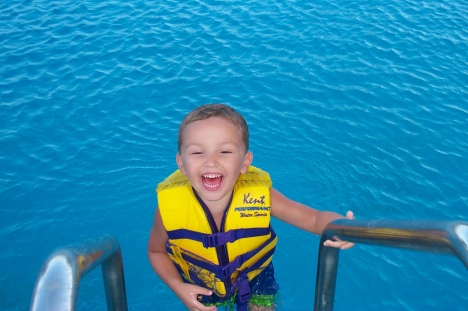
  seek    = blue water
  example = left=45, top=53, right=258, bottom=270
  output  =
left=1, top=0, right=467, bottom=310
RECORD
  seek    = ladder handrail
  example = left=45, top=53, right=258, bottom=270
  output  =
left=314, top=219, right=468, bottom=311
left=30, top=235, right=128, bottom=311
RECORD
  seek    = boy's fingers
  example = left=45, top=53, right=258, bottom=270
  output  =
left=323, top=239, right=354, bottom=249
left=194, top=304, right=217, bottom=311
left=340, top=241, right=355, bottom=249
left=323, top=240, right=342, bottom=247
left=192, top=288, right=215, bottom=311
left=195, top=290, right=212, bottom=302
left=199, top=289, right=212, bottom=296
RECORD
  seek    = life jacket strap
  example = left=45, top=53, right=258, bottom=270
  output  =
left=167, top=228, right=276, bottom=281
left=235, top=274, right=251, bottom=311
left=225, top=232, right=277, bottom=299
left=167, top=227, right=272, bottom=248
left=220, top=227, right=276, bottom=278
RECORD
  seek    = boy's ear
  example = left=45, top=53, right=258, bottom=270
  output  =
left=176, top=153, right=186, bottom=175
left=240, top=151, right=253, bottom=174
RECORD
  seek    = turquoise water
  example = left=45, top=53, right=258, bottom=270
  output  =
left=1, top=0, right=467, bottom=310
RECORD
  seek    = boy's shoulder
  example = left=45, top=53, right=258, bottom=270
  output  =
left=156, top=170, right=189, bottom=193
left=238, top=166, right=272, bottom=188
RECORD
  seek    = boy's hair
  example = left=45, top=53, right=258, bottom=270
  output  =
left=178, top=104, right=249, bottom=152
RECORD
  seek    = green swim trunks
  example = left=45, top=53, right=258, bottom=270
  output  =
left=201, top=262, right=279, bottom=310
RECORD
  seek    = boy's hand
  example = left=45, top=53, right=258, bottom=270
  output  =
left=174, top=283, right=217, bottom=311
left=323, top=211, right=355, bottom=249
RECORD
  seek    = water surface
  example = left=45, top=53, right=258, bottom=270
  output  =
left=1, top=0, right=467, bottom=310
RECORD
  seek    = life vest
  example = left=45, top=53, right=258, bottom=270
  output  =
left=157, top=166, right=277, bottom=309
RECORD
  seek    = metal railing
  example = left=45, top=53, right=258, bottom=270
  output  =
left=314, top=219, right=468, bottom=311
left=29, top=221, right=468, bottom=310
left=30, top=235, right=128, bottom=311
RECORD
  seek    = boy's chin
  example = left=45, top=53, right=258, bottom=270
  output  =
left=198, top=190, right=231, bottom=203
left=200, top=192, right=223, bottom=201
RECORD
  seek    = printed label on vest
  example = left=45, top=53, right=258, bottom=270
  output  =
left=239, top=211, right=268, bottom=218
left=243, top=193, right=266, bottom=205
left=234, top=192, right=270, bottom=218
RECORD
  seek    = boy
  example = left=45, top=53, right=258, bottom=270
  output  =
left=148, top=104, right=354, bottom=311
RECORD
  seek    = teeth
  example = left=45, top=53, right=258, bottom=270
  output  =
left=203, top=174, right=221, bottom=178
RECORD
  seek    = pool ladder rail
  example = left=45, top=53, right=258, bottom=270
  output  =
left=30, top=235, right=127, bottom=311
left=29, top=220, right=468, bottom=311
left=315, top=219, right=468, bottom=311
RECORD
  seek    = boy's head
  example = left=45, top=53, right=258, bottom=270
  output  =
left=178, top=104, right=249, bottom=153
left=176, top=104, right=253, bottom=207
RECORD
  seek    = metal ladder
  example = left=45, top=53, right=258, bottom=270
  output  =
left=30, top=235, right=128, bottom=311
left=314, top=219, right=468, bottom=311
left=29, top=220, right=468, bottom=310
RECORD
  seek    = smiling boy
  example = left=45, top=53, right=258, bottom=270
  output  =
left=148, top=104, right=353, bottom=311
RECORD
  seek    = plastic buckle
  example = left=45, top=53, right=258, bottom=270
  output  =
left=202, top=235, right=216, bottom=248
left=221, top=256, right=241, bottom=277
left=202, top=231, right=234, bottom=248
left=237, top=276, right=251, bottom=304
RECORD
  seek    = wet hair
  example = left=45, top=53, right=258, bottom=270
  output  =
left=178, top=103, right=249, bottom=152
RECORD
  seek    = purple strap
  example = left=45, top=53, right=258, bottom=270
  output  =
left=167, top=227, right=271, bottom=248
left=236, top=274, right=251, bottom=311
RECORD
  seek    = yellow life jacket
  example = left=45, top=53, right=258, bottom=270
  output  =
left=157, top=166, right=277, bottom=305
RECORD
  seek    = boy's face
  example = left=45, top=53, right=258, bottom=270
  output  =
left=176, top=116, right=252, bottom=208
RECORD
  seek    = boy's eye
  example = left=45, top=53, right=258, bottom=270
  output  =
left=191, top=152, right=203, bottom=155
left=221, top=151, right=232, bottom=154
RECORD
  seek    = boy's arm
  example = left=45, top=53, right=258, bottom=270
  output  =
left=270, top=188, right=354, bottom=249
left=147, top=208, right=217, bottom=311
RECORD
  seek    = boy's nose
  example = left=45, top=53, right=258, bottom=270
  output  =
left=204, top=153, right=219, bottom=167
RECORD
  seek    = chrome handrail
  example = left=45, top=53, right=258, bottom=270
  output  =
left=30, top=235, right=128, bottom=311
left=314, top=219, right=468, bottom=311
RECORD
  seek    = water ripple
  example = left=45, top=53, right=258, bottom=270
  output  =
left=1, top=0, right=468, bottom=310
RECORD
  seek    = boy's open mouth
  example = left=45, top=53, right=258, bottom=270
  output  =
left=202, top=173, right=223, bottom=190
